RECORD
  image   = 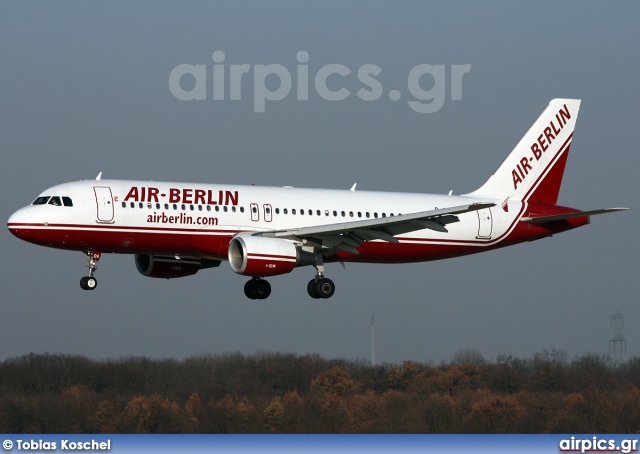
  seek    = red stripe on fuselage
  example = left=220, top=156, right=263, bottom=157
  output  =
left=9, top=203, right=588, bottom=265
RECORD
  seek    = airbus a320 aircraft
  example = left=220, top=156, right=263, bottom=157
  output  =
left=8, top=99, right=627, bottom=299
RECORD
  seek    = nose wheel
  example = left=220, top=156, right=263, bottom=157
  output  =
left=80, top=250, right=101, bottom=291
left=80, top=276, right=97, bottom=290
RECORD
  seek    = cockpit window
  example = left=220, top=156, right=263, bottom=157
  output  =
left=33, top=196, right=50, bottom=205
left=32, top=195, right=72, bottom=206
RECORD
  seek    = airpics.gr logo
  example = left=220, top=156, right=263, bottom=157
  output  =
left=559, top=436, right=638, bottom=454
left=168, top=51, right=471, bottom=113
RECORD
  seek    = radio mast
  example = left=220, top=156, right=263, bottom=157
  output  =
left=609, top=310, right=626, bottom=366
left=371, top=313, right=375, bottom=367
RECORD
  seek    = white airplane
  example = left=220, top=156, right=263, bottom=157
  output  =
left=7, top=99, right=627, bottom=299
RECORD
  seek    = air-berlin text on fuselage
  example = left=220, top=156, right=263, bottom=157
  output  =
left=123, top=187, right=239, bottom=206
left=512, top=103, right=571, bottom=190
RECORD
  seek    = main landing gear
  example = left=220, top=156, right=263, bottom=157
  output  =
left=80, top=250, right=101, bottom=290
left=307, top=260, right=335, bottom=299
left=242, top=257, right=336, bottom=300
left=244, top=278, right=271, bottom=300
left=307, top=277, right=335, bottom=299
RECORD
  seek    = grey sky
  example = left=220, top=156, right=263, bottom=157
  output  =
left=1, top=1, right=638, bottom=364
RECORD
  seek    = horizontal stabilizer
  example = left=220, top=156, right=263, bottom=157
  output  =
left=521, top=208, right=629, bottom=224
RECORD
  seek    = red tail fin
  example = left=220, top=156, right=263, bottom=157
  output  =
left=466, top=99, right=581, bottom=204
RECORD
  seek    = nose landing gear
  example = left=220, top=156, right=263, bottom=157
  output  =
left=80, top=250, right=101, bottom=290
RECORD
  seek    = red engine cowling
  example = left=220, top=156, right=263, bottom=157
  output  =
left=228, top=236, right=299, bottom=277
left=135, top=255, right=219, bottom=279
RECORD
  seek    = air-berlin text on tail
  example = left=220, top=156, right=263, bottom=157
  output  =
left=123, top=187, right=239, bottom=206
left=512, top=103, right=572, bottom=190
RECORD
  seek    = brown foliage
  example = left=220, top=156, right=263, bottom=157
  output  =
left=0, top=351, right=638, bottom=433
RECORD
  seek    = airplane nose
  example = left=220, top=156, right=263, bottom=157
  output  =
left=7, top=207, right=33, bottom=240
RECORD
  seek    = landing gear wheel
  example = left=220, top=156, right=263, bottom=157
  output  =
left=255, top=279, right=271, bottom=299
left=307, top=279, right=320, bottom=299
left=244, top=280, right=258, bottom=299
left=315, top=278, right=335, bottom=299
left=85, top=276, right=97, bottom=290
left=80, top=276, right=97, bottom=290
left=244, top=279, right=271, bottom=300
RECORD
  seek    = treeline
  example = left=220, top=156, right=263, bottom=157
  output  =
left=0, top=350, right=639, bottom=433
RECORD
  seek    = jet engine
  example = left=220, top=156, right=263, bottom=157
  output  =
left=228, top=235, right=314, bottom=277
left=135, top=254, right=220, bottom=279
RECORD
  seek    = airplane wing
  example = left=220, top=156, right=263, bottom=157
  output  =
left=521, top=207, right=629, bottom=224
left=255, top=202, right=495, bottom=255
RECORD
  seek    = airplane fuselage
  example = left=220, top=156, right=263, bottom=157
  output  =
left=8, top=179, right=586, bottom=264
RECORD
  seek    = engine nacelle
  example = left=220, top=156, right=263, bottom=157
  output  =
left=228, top=236, right=311, bottom=277
left=135, top=254, right=220, bottom=279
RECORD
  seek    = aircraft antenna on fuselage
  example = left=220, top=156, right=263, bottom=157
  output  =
left=96, top=172, right=102, bottom=181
